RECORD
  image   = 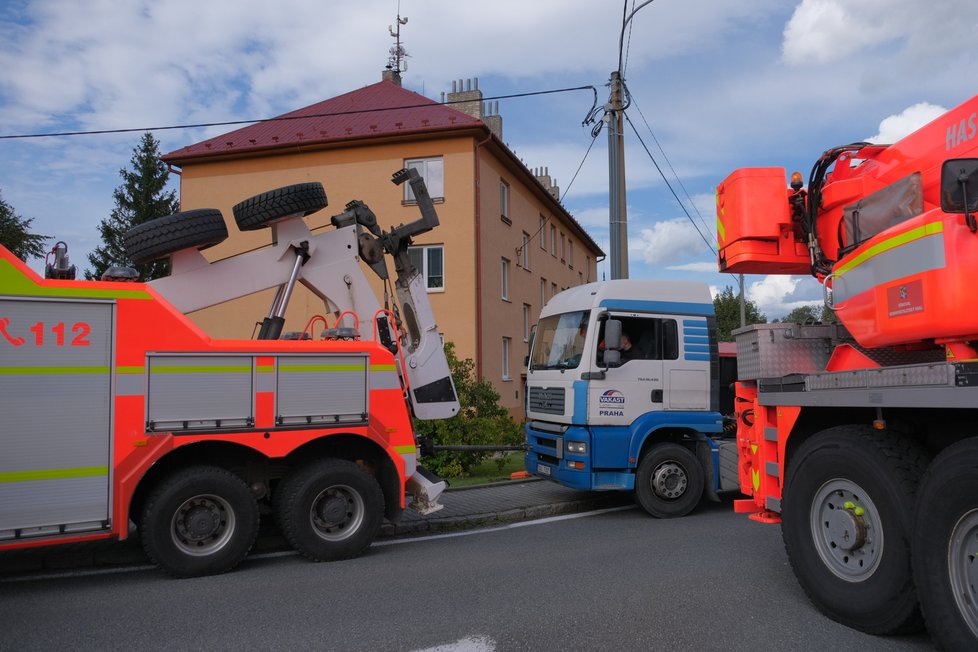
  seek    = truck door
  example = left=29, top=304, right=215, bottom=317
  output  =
left=0, top=299, right=113, bottom=540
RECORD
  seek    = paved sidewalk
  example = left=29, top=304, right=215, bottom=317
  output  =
left=0, top=479, right=633, bottom=577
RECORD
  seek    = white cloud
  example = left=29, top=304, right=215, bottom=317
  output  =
left=636, top=218, right=713, bottom=266
left=668, top=262, right=718, bottom=273
left=866, top=102, right=948, bottom=144
left=746, top=275, right=825, bottom=319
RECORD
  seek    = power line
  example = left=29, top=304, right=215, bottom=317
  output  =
left=0, top=85, right=597, bottom=140
left=622, top=0, right=637, bottom=77
left=622, top=110, right=716, bottom=257
left=628, top=94, right=715, bottom=242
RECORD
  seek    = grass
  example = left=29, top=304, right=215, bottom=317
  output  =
left=447, top=452, right=527, bottom=488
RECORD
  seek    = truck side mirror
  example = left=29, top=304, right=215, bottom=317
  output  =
left=602, top=319, right=622, bottom=368
left=941, top=158, right=978, bottom=232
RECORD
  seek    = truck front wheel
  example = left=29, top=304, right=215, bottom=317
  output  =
left=274, top=458, right=384, bottom=561
left=913, top=438, right=978, bottom=650
left=140, top=466, right=259, bottom=578
left=634, top=442, right=704, bottom=518
left=781, top=426, right=926, bottom=635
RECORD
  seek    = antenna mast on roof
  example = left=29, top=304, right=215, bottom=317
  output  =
left=387, top=1, right=410, bottom=74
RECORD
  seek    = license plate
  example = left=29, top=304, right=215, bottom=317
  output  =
left=537, top=463, right=551, bottom=476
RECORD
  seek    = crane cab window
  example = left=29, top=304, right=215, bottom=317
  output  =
left=597, top=316, right=678, bottom=364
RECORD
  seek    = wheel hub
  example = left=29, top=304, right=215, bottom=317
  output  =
left=826, top=506, right=867, bottom=551
left=183, top=504, right=221, bottom=539
left=811, top=479, right=883, bottom=582
left=948, top=508, right=978, bottom=639
left=652, top=462, right=687, bottom=499
left=316, top=494, right=349, bottom=526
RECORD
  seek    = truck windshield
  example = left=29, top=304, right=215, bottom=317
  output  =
left=530, top=310, right=590, bottom=370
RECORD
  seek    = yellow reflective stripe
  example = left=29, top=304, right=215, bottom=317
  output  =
left=150, top=365, right=250, bottom=373
left=394, top=445, right=416, bottom=454
left=116, top=366, right=145, bottom=374
left=0, top=466, right=108, bottom=483
left=0, top=259, right=150, bottom=300
left=279, top=364, right=363, bottom=372
left=835, top=221, right=944, bottom=277
left=257, top=365, right=275, bottom=373
left=715, top=188, right=726, bottom=243
left=370, top=364, right=397, bottom=372
left=0, top=366, right=109, bottom=375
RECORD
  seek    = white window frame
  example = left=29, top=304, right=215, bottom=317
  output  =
left=550, top=224, right=556, bottom=256
left=540, top=278, right=547, bottom=306
left=523, top=304, right=531, bottom=342
left=521, top=232, right=530, bottom=270
left=501, top=257, right=510, bottom=301
left=408, top=244, right=445, bottom=292
left=568, top=240, right=574, bottom=268
left=502, top=337, right=512, bottom=380
left=404, top=157, right=444, bottom=201
left=500, top=179, right=510, bottom=222
left=539, top=216, right=547, bottom=250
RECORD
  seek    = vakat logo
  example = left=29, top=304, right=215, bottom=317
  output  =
left=599, top=389, right=625, bottom=404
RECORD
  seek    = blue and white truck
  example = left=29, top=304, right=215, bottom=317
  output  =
left=523, top=280, right=739, bottom=517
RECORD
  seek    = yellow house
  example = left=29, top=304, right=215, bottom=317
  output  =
left=162, top=72, right=602, bottom=413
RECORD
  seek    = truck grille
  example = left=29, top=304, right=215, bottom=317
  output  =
left=528, top=387, right=565, bottom=415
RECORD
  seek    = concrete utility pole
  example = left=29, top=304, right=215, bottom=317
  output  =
left=607, top=70, right=629, bottom=280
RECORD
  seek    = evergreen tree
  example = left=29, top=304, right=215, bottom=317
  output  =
left=0, top=190, right=48, bottom=261
left=713, top=285, right=766, bottom=341
left=781, top=304, right=821, bottom=324
left=87, top=132, right=179, bottom=280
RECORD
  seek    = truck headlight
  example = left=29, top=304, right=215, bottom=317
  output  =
left=566, top=441, right=587, bottom=454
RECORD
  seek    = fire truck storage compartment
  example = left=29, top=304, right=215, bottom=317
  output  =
left=276, top=354, right=368, bottom=426
left=0, top=298, right=113, bottom=539
left=733, top=323, right=848, bottom=381
left=147, top=354, right=255, bottom=431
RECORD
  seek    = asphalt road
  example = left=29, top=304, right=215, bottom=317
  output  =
left=0, top=501, right=934, bottom=651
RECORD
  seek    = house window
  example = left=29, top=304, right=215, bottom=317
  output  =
left=539, top=216, right=547, bottom=250
left=551, top=282, right=557, bottom=299
left=540, top=278, right=547, bottom=306
left=501, top=258, right=510, bottom=301
left=502, top=337, right=511, bottom=380
left=550, top=225, right=556, bottom=256
left=500, top=180, right=510, bottom=224
left=568, top=241, right=574, bottom=268
left=408, top=245, right=444, bottom=290
left=520, top=232, right=530, bottom=270
left=404, top=157, right=444, bottom=201
left=523, top=304, right=531, bottom=342
left=560, top=233, right=566, bottom=262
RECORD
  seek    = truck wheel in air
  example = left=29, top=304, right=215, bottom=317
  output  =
left=274, top=458, right=384, bottom=561
left=913, top=438, right=978, bottom=651
left=781, top=426, right=926, bottom=635
left=139, top=465, right=259, bottom=578
left=232, top=182, right=327, bottom=231
left=123, top=209, right=229, bottom=264
left=634, top=442, right=704, bottom=518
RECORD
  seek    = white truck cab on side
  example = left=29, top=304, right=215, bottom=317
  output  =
left=524, top=279, right=739, bottom=517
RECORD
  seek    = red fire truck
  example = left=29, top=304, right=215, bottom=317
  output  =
left=0, top=169, right=458, bottom=577
left=717, top=93, right=978, bottom=649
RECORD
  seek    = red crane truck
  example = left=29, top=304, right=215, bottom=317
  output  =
left=0, top=169, right=459, bottom=577
left=717, top=93, right=978, bottom=649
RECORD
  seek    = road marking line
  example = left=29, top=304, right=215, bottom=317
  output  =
left=0, top=505, right=635, bottom=583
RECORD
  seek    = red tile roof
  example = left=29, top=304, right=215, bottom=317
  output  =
left=163, top=80, right=484, bottom=163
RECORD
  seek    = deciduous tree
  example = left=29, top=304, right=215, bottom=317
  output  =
left=0, top=190, right=47, bottom=261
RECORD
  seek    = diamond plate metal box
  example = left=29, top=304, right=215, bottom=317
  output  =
left=733, top=323, right=848, bottom=380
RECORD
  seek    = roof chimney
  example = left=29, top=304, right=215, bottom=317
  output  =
left=382, top=68, right=402, bottom=86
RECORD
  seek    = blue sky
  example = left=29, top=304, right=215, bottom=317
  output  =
left=1, top=0, right=975, bottom=317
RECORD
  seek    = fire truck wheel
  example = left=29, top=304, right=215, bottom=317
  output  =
left=124, top=209, right=228, bottom=265
left=232, top=182, right=327, bottom=231
left=274, top=458, right=384, bottom=561
left=913, top=438, right=978, bottom=651
left=781, top=426, right=927, bottom=635
left=140, top=466, right=259, bottom=578
left=633, top=442, right=704, bottom=518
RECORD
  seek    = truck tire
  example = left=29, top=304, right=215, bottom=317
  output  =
left=139, top=466, right=259, bottom=578
left=634, top=442, right=704, bottom=518
left=781, top=426, right=926, bottom=634
left=913, top=438, right=978, bottom=650
left=274, top=458, right=384, bottom=561
left=124, top=209, right=228, bottom=264
left=232, top=182, right=327, bottom=231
